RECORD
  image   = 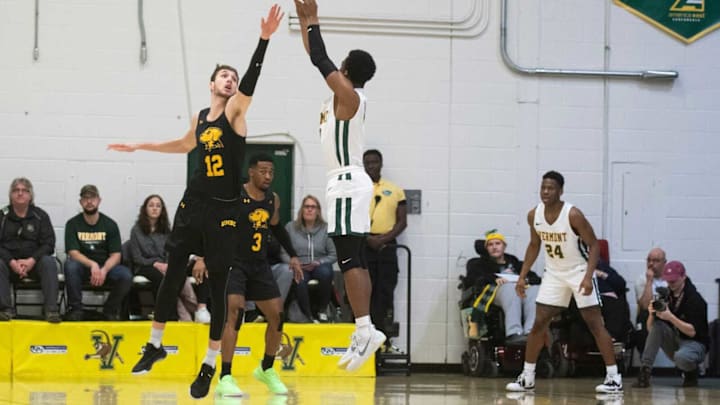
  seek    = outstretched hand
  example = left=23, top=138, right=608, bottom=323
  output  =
left=294, top=0, right=319, bottom=24
left=294, top=0, right=306, bottom=20
left=107, top=143, right=139, bottom=152
left=260, top=4, right=284, bottom=40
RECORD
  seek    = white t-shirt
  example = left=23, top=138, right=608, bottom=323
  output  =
left=634, top=274, right=667, bottom=304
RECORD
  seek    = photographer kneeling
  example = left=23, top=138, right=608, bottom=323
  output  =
left=634, top=261, right=709, bottom=388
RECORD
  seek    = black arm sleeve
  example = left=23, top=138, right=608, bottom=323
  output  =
left=307, top=25, right=337, bottom=78
left=238, top=38, right=269, bottom=97
left=269, top=223, right=298, bottom=258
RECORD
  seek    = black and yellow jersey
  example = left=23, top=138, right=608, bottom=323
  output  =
left=237, top=186, right=274, bottom=260
left=187, top=108, right=246, bottom=200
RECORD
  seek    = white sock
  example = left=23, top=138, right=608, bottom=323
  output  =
left=606, top=365, right=619, bottom=377
left=149, top=327, right=164, bottom=349
left=523, top=362, right=536, bottom=375
left=355, top=315, right=371, bottom=335
left=203, top=348, right=219, bottom=368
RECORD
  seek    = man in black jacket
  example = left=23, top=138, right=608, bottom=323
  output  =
left=0, top=178, right=59, bottom=323
left=475, top=230, right=541, bottom=344
left=634, top=260, right=709, bottom=388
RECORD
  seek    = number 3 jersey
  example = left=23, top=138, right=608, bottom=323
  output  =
left=187, top=108, right=246, bottom=200
left=237, top=186, right=275, bottom=261
left=534, top=202, right=588, bottom=272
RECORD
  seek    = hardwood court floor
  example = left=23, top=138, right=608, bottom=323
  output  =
left=1, top=373, right=719, bottom=404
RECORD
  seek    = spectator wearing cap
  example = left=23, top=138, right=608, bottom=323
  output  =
left=474, top=229, right=541, bottom=344
left=63, top=184, right=132, bottom=321
left=634, top=260, right=709, bottom=388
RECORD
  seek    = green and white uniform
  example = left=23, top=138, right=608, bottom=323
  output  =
left=319, top=89, right=372, bottom=237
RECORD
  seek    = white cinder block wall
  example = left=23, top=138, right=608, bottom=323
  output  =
left=1, top=0, right=718, bottom=364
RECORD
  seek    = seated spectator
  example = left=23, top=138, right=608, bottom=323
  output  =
left=634, top=247, right=668, bottom=352
left=0, top=177, right=60, bottom=323
left=633, top=261, right=709, bottom=388
left=285, top=195, right=336, bottom=322
left=128, top=194, right=200, bottom=322
left=594, top=259, right=633, bottom=343
left=64, top=184, right=132, bottom=321
left=474, top=230, right=540, bottom=344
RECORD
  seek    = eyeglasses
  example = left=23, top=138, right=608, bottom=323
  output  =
left=12, top=188, right=30, bottom=194
left=303, top=205, right=318, bottom=210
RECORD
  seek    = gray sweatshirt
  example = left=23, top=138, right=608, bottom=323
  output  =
left=282, top=221, right=337, bottom=265
left=128, top=224, right=168, bottom=268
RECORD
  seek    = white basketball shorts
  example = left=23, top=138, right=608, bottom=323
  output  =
left=535, top=264, right=601, bottom=308
left=325, top=166, right=372, bottom=237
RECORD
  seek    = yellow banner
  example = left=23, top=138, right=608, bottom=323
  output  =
left=0, top=323, right=11, bottom=378
left=194, top=323, right=375, bottom=377
left=12, top=321, right=197, bottom=377
left=9, top=321, right=374, bottom=378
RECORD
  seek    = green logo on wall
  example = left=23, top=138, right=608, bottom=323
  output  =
left=615, top=0, right=720, bottom=43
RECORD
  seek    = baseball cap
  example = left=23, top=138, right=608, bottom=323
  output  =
left=80, top=184, right=99, bottom=198
left=662, top=260, right=686, bottom=282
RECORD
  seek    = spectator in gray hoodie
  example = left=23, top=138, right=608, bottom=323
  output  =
left=285, top=195, right=337, bottom=322
left=128, top=194, right=200, bottom=322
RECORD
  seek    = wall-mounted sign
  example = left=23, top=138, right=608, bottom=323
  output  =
left=404, top=189, right=422, bottom=215
left=615, top=0, right=720, bottom=43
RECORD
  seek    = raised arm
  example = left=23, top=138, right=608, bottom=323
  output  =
left=294, top=0, right=360, bottom=120
left=108, top=115, right=198, bottom=154
left=226, top=4, right=284, bottom=131
left=295, top=0, right=311, bottom=54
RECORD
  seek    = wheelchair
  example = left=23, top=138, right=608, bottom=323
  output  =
left=459, top=286, right=553, bottom=377
left=458, top=243, right=553, bottom=378
left=458, top=237, right=633, bottom=378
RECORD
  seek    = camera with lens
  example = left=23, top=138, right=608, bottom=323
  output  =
left=651, top=286, right=670, bottom=312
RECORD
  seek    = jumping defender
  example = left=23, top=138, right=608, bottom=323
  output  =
left=108, top=5, right=284, bottom=399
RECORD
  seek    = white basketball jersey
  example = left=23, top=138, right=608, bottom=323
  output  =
left=319, top=89, right=367, bottom=175
left=534, top=202, right=588, bottom=272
